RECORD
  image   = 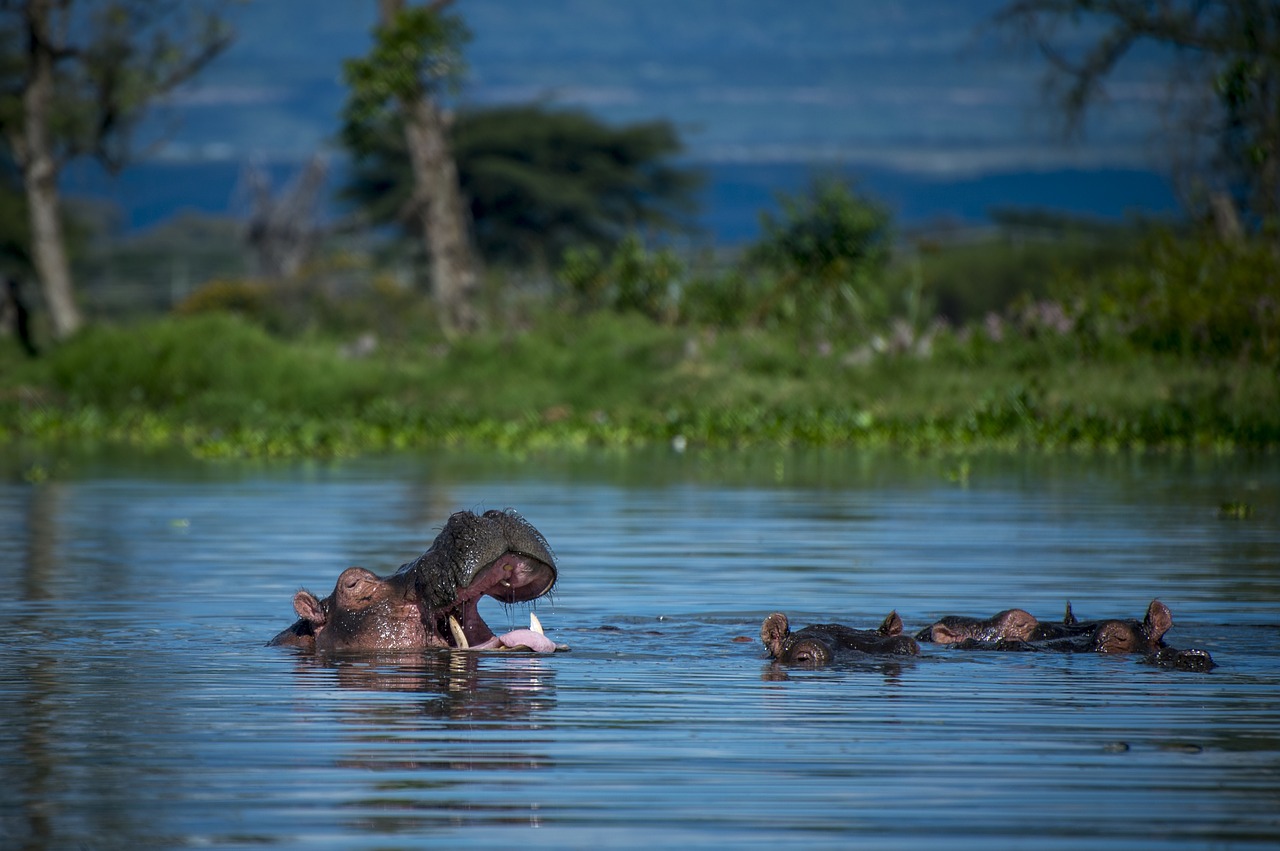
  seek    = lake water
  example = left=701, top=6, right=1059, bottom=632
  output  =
left=2, top=448, right=1278, bottom=849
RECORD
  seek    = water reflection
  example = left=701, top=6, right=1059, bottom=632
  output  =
left=20, top=482, right=61, bottom=602
left=281, top=649, right=559, bottom=831
left=761, top=658, right=911, bottom=682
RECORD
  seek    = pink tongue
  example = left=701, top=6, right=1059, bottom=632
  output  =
left=493, top=628, right=558, bottom=653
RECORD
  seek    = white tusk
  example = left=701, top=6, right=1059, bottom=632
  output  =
left=530, top=612, right=544, bottom=635
left=448, top=615, right=470, bottom=649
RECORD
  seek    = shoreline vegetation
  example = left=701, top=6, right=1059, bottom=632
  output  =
left=2, top=198, right=1277, bottom=463
left=2, top=284, right=1276, bottom=463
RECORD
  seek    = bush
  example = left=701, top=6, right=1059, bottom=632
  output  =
left=558, top=234, right=681, bottom=322
left=678, top=268, right=757, bottom=328
left=175, top=279, right=269, bottom=319
left=906, top=231, right=1143, bottom=326
left=1095, top=230, right=1280, bottom=362
left=748, top=176, right=894, bottom=335
left=44, top=314, right=383, bottom=419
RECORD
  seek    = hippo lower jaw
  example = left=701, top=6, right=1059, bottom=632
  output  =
left=448, top=612, right=561, bottom=653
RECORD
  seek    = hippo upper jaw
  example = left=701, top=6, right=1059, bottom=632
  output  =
left=427, top=549, right=558, bottom=650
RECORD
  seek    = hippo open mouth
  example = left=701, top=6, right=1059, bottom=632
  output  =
left=431, top=550, right=559, bottom=651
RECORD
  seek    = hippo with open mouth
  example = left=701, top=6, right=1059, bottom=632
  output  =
left=268, top=509, right=564, bottom=653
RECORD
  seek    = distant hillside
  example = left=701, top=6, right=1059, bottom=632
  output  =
left=62, top=158, right=1180, bottom=245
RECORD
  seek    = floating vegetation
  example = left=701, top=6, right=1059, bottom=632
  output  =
left=1218, top=501, right=1256, bottom=520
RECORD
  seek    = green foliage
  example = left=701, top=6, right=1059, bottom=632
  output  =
left=174, top=279, right=268, bottom=318
left=453, top=105, right=702, bottom=266
left=749, top=177, right=894, bottom=333
left=1093, top=230, right=1280, bottom=361
left=166, top=256, right=443, bottom=343
left=559, top=235, right=682, bottom=322
left=903, top=220, right=1149, bottom=326
left=341, top=6, right=469, bottom=134
left=340, top=104, right=703, bottom=269
left=677, top=267, right=757, bottom=328
left=42, top=314, right=385, bottom=421
left=3, top=304, right=1278, bottom=458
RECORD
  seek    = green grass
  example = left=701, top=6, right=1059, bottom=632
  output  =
left=2, top=309, right=1275, bottom=459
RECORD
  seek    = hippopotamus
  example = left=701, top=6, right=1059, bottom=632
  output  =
left=268, top=509, right=563, bottom=653
left=918, top=600, right=1215, bottom=670
left=761, top=611, right=921, bottom=666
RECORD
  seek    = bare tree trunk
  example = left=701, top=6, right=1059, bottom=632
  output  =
left=403, top=97, right=477, bottom=333
left=13, top=0, right=82, bottom=339
left=378, top=0, right=478, bottom=334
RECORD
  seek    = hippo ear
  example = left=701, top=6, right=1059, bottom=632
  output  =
left=879, top=611, right=904, bottom=636
left=760, top=612, right=791, bottom=658
left=293, top=590, right=327, bottom=627
left=1144, top=600, right=1172, bottom=642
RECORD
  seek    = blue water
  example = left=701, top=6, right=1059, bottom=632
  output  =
left=1, top=449, right=1277, bottom=849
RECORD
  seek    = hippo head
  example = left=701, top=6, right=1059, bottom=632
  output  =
left=761, top=612, right=834, bottom=665
left=1090, top=599, right=1172, bottom=654
left=761, top=611, right=919, bottom=666
left=269, top=509, right=559, bottom=653
left=289, top=566, right=425, bottom=652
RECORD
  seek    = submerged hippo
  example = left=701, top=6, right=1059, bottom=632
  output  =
left=761, top=611, right=921, bottom=666
left=919, top=600, right=1215, bottom=671
left=268, top=509, right=562, bottom=653
left=1047, top=600, right=1215, bottom=670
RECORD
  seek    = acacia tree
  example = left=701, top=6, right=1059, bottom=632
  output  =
left=342, top=104, right=703, bottom=271
left=0, top=0, right=232, bottom=339
left=343, top=0, right=478, bottom=334
left=996, top=0, right=1280, bottom=231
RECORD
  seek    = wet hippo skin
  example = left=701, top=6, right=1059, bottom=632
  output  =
left=918, top=600, right=1215, bottom=670
left=915, top=608, right=1040, bottom=644
left=761, top=611, right=921, bottom=666
left=268, top=509, right=561, bottom=653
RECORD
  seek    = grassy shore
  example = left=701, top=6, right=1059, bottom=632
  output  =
left=2, top=309, right=1274, bottom=460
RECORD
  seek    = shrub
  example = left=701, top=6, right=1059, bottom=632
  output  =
left=747, top=176, right=893, bottom=335
left=558, top=234, right=681, bottom=322
left=678, top=268, right=757, bottom=328
left=44, top=314, right=382, bottom=419
left=1099, top=230, right=1279, bottom=362
left=174, top=279, right=269, bottom=319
